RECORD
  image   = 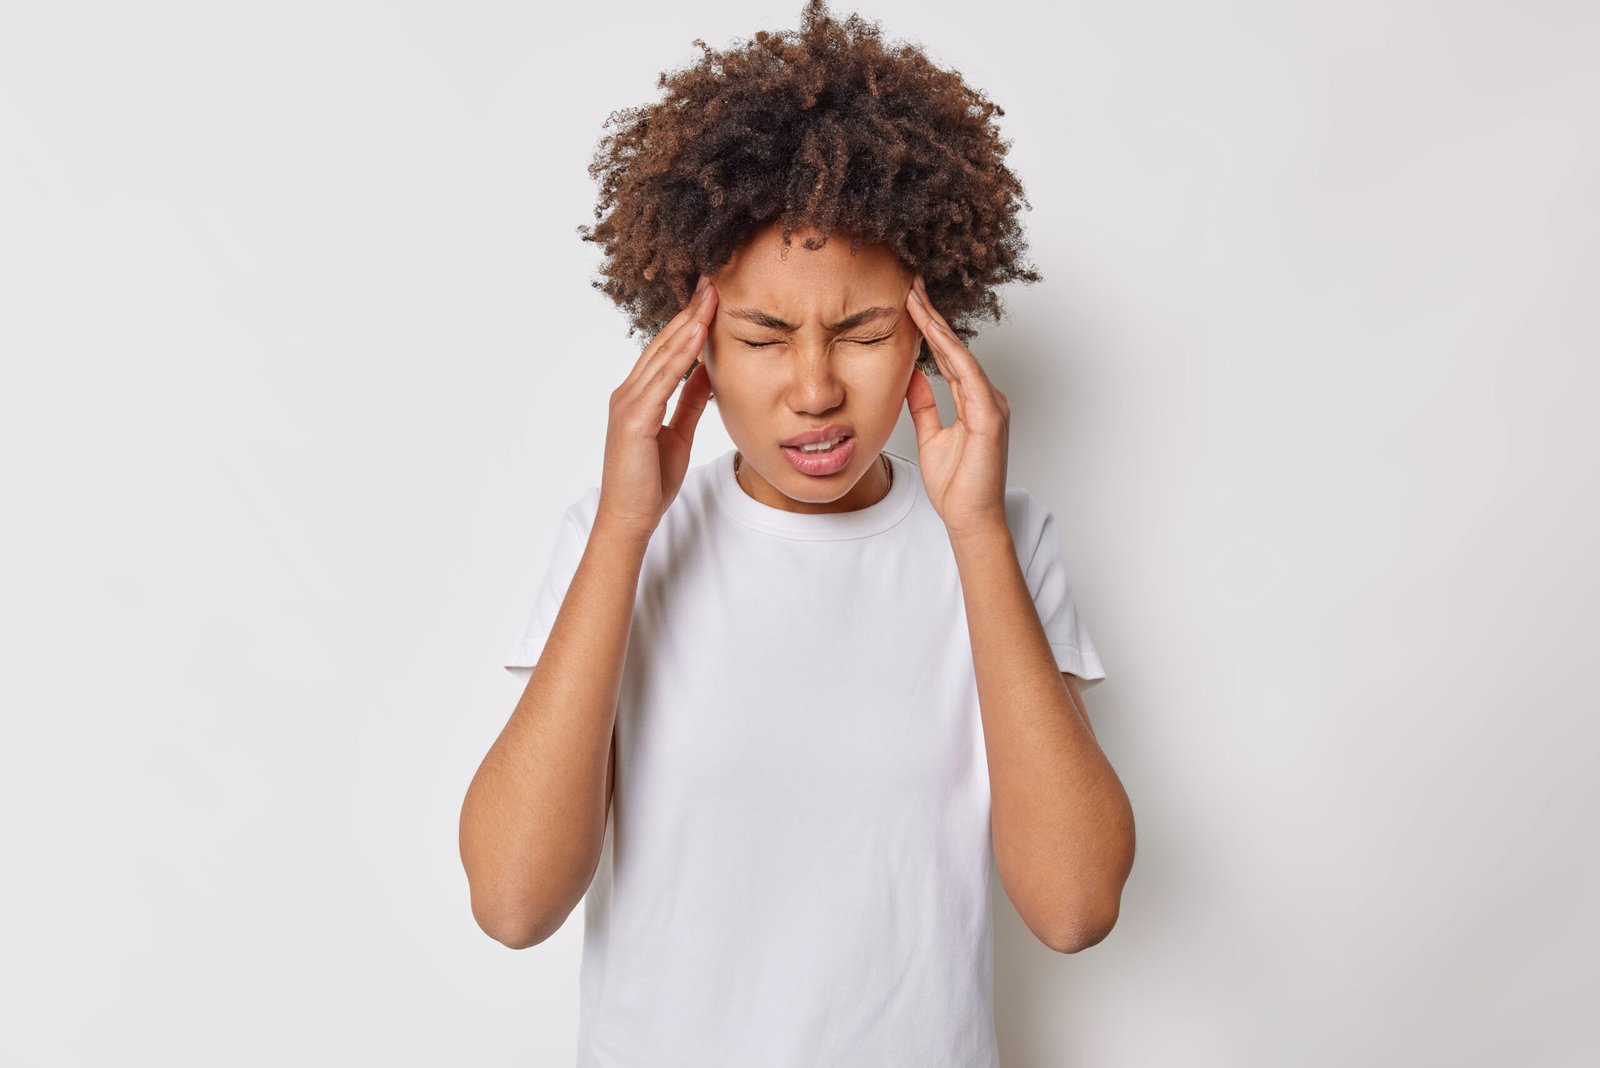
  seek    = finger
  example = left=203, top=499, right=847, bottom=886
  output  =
left=909, top=286, right=1003, bottom=430
left=911, top=276, right=1009, bottom=432
left=625, top=278, right=713, bottom=404
left=906, top=286, right=965, bottom=426
left=910, top=276, right=996, bottom=390
left=927, top=318, right=1004, bottom=431
left=624, top=275, right=712, bottom=389
left=619, top=328, right=704, bottom=438
left=905, top=283, right=957, bottom=384
left=667, top=355, right=713, bottom=442
left=904, top=364, right=943, bottom=449
left=627, top=274, right=710, bottom=383
left=640, top=282, right=716, bottom=397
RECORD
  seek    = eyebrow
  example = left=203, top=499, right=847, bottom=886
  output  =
left=723, top=305, right=899, bottom=333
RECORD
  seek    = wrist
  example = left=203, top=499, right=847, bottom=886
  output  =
left=591, top=510, right=657, bottom=554
left=945, top=517, right=1013, bottom=557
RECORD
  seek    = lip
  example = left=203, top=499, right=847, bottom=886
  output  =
left=781, top=424, right=854, bottom=447
left=780, top=434, right=856, bottom=476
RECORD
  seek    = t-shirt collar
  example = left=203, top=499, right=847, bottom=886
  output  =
left=711, top=445, right=917, bottom=541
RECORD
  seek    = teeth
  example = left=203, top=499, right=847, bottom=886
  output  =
left=797, top=435, right=846, bottom=452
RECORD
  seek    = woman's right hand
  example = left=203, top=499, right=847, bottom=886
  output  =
left=596, top=275, right=719, bottom=540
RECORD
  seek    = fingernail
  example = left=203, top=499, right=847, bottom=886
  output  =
left=695, top=276, right=708, bottom=295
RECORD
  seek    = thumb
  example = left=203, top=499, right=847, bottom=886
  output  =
left=905, top=365, right=942, bottom=448
left=669, top=359, right=713, bottom=440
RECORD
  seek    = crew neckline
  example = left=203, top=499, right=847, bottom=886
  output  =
left=711, top=445, right=917, bottom=541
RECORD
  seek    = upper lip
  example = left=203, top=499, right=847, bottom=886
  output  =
left=781, top=424, right=854, bottom=447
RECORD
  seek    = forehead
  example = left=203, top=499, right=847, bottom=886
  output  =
left=717, top=222, right=907, bottom=297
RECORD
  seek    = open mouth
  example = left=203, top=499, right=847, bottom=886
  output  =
left=780, top=434, right=856, bottom=475
left=784, top=434, right=851, bottom=454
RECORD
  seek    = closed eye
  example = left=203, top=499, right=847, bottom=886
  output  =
left=739, top=336, right=892, bottom=348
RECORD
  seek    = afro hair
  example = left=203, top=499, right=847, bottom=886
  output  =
left=576, top=0, right=1043, bottom=379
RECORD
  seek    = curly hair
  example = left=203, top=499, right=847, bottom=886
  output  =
left=575, top=0, right=1043, bottom=379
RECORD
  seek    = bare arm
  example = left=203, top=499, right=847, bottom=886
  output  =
left=459, top=271, right=719, bottom=950
left=953, top=522, right=1135, bottom=954
left=459, top=518, right=650, bottom=949
left=900, top=270, right=1133, bottom=955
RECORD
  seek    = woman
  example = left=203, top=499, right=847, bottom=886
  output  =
left=460, top=2, right=1136, bottom=1063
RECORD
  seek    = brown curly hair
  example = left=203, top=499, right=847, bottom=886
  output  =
left=575, top=0, right=1043, bottom=379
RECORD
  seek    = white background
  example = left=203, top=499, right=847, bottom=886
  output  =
left=3, top=1, right=1596, bottom=1064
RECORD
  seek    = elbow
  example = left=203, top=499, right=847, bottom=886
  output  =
left=470, top=894, right=556, bottom=950
left=460, top=825, right=570, bottom=949
left=480, top=920, right=543, bottom=952
left=1048, top=805, right=1136, bottom=953
left=463, top=862, right=567, bottom=950
left=1046, top=895, right=1123, bottom=954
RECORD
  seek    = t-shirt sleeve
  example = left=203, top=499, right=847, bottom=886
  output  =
left=503, top=485, right=603, bottom=685
left=1011, top=488, right=1108, bottom=691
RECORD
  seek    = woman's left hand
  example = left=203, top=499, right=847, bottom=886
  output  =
left=902, top=273, right=1010, bottom=541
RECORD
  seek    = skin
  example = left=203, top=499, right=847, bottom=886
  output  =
left=899, top=270, right=1137, bottom=951
left=460, top=219, right=1136, bottom=953
left=699, top=219, right=913, bottom=515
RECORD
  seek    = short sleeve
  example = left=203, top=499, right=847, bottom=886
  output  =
left=503, top=485, right=602, bottom=684
left=1011, top=488, right=1108, bottom=691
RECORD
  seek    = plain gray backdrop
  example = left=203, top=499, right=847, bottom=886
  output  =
left=3, top=1, right=1596, bottom=1064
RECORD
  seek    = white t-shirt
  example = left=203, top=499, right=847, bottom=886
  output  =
left=504, top=446, right=1106, bottom=1067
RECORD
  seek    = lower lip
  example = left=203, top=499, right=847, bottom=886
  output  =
left=780, top=435, right=855, bottom=475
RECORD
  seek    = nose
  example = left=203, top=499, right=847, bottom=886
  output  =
left=785, top=348, right=846, bottom=413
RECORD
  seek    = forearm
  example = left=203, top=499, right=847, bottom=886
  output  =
left=460, top=516, right=650, bottom=948
left=951, top=522, right=1135, bottom=951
